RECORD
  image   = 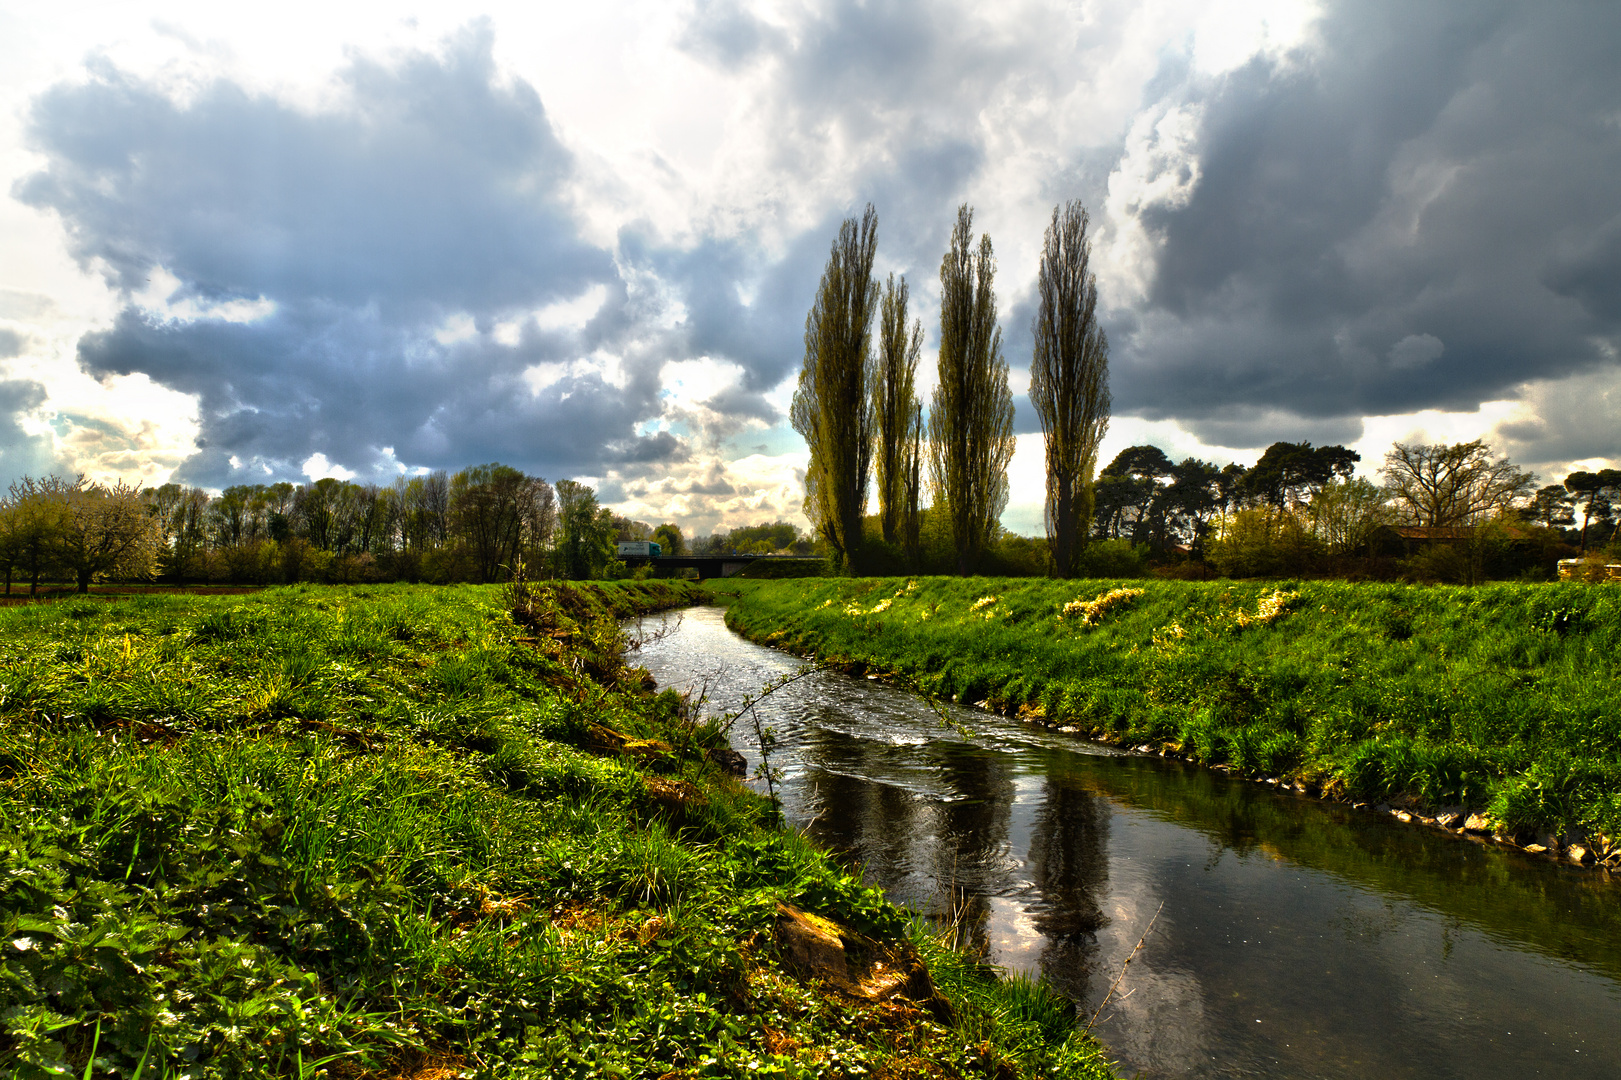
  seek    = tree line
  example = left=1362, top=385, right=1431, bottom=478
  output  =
left=791, top=199, right=1619, bottom=580
left=0, top=465, right=819, bottom=594
left=1088, top=437, right=1617, bottom=581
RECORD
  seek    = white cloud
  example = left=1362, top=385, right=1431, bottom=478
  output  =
left=301, top=452, right=355, bottom=481
left=434, top=313, right=479, bottom=346
left=1100, top=102, right=1207, bottom=306
left=534, top=282, right=608, bottom=331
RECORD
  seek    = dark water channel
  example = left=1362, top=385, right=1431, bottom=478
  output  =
left=626, top=607, right=1621, bottom=1079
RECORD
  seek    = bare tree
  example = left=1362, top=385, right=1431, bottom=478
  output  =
left=1381, top=440, right=1535, bottom=527
left=929, top=205, right=1015, bottom=576
left=1307, top=477, right=1393, bottom=556
left=791, top=204, right=880, bottom=572
left=524, top=476, right=558, bottom=554
left=421, top=470, right=451, bottom=546
left=873, top=273, right=923, bottom=546
left=450, top=463, right=532, bottom=583
left=1030, top=201, right=1111, bottom=577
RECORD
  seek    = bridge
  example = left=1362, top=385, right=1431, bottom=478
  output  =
left=619, top=553, right=824, bottom=578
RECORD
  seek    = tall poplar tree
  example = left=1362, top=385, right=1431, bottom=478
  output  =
left=791, top=205, right=880, bottom=572
left=929, top=204, right=1014, bottom=575
left=873, top=273, right=923, bottom=545
left=902, top=401, right=924, bottom=566
left=1030, top=201, right=1111, bottom=577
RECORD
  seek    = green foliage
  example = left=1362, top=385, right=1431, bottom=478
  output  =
left=930, top=204, right=1016, bottom=576
left=792, top=204, right=880, bottom=572
left=0, top=581, right=1110, bottom=1079
left=726, top=577, right=1621, bottom=842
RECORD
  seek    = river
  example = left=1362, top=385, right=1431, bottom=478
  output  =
left=626, top=605, right=1621, bottom=1079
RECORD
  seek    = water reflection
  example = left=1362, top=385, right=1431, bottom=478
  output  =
left=1025, top=774, right=1110, bottom=1001
left=629, top=607, right=1621, bottom=1080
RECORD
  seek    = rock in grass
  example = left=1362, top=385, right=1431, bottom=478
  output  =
left=773, top=902, right=952, bottom=1021
left=707, top=746, right=747, bottom=776
left=1568, top=845, right=1594, bottom=866
left=642, top=776, right=707, bottom=826
left=1463, top=813, right=1493, bottom=833
left=776, top=903, right=853, bottom=985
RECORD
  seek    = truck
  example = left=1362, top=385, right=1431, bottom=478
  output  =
left=615, top=540, right=662, bottom=559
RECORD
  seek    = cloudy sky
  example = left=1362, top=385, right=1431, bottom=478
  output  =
left=2, top=0, right=1618, bottom=535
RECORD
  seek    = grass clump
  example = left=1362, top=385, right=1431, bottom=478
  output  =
left=0, top=580, right=1113, bottom=1079
left=724, top=577, right=1621, bottom=851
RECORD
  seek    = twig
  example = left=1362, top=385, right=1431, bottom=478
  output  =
left=623, top=610, right=683, bottom=652
left=723, top=662, right=825, bottom=819
left=1085, top=901, right=1163, bottom=1034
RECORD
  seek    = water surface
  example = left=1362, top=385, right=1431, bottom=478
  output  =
left=628, top=606, right=1621, bottom=1079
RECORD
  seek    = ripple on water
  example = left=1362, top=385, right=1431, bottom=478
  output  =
left=628, top=606, right=1621, bottom=1080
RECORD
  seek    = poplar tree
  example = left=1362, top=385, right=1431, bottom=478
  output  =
left=902, top=400, right=924, bottom=566
left=873, top=273, right=923, bottom=545
left=791, top=205, right=880, bottom=572
left=929, top=204, right=1015, bottom=575
left=1031, top=201, right=1111, bottom=577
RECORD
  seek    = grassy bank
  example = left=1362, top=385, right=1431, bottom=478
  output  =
left=0, top=581, right=1113, bottom=1078
left=723, top=577, right=1621, bottom=859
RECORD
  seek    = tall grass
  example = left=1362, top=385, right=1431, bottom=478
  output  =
left=0, top=580, right=1113, bottom=1079
left=725, top=577, right=1621, bottom=845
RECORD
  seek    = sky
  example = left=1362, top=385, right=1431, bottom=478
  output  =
left=1, top=0, right=1618, bottom=537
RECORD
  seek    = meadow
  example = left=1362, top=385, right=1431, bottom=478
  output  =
left=723, top=577, right=1621, bottom=857
left=0, top=581, right=1113, bottom=1079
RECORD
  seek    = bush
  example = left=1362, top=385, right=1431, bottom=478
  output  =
left=1073, top=539, right=1149, bottom=577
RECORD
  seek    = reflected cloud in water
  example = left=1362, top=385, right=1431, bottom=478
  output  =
left=630, top=607, right=1621, bottom=1080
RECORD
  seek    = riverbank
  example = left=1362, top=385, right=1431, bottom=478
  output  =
left=0, top=580, right=1112, bottom=1078
left=721, top=577, right=1621, bottom=870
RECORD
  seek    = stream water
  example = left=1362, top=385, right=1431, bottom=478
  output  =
left=626, top=606, right=1621, bottom=1079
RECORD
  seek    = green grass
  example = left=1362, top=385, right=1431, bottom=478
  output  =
left=0, top=580, right=1113, bottom=1079
left=722, top=577, right=1621, bottom=848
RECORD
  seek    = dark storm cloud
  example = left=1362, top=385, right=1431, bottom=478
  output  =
left=73, top=306, right=657, bottom=486
left=622, top=227, right=820, bottom=396
left=1545, top=214, right=1621, bottom=324
left=18, top=23, right=606, bottom=311
left=18, top=24, right=652, bottom=485
left=1113, top=1, right=1621, bottom=443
